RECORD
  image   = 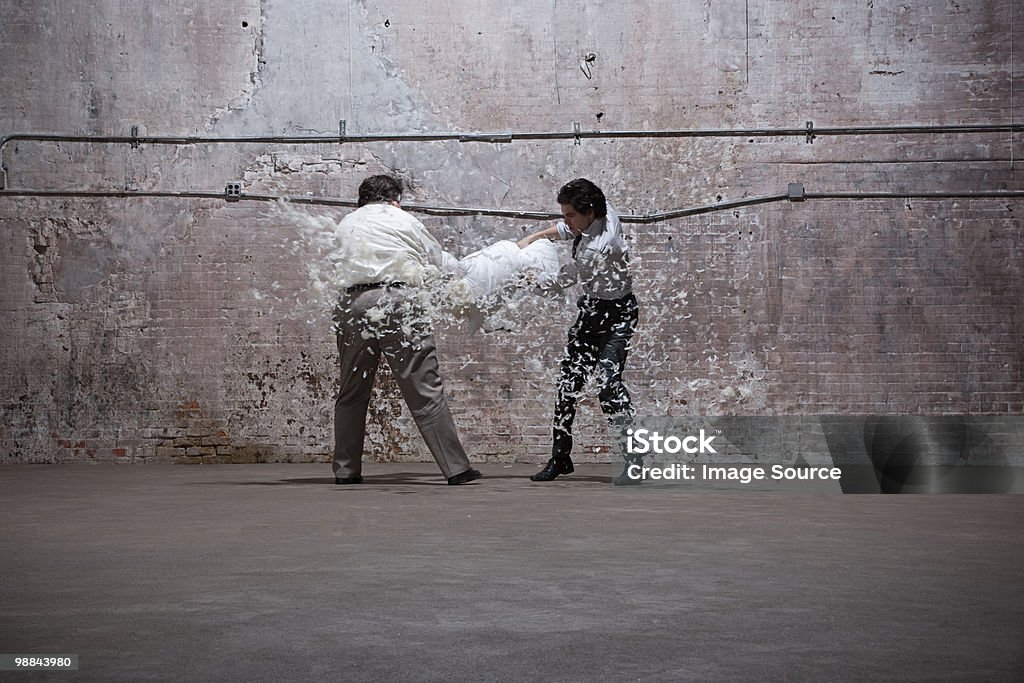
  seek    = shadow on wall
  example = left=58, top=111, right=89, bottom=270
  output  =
left=821, top=415, right=1017, bottom=494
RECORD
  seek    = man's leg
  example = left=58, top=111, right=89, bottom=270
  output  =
left=599, top=337, right=639, bottom=485
left=594, top=300, right=640, bottom=484
left=380, top=310, right=474, bottom=481
left=531, top=316, right=600, bottom=481
left=595, top=324, right=636, bottom=419
left=332, top=315, right=380, bottom=482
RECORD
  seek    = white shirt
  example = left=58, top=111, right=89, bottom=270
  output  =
left=550, top=208, right=633, bottom=300
left=332, top=203, right=459, bottom=289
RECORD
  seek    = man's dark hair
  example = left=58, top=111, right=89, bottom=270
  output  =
left=357, top=175, right=403, bottom=207
left=556, top=178, right=607, bottom=218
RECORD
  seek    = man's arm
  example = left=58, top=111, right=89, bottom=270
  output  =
left=517, top=224, right=565, bottom=249
left=406, top=213, right=462, bottom=275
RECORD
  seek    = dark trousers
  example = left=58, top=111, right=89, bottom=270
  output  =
left=552, top=293, right=639, bottom=460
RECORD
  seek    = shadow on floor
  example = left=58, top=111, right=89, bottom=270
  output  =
left=213, top=472, right=612, bottom=486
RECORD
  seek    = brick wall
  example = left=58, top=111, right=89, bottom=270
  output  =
left=1, top=1, right=1021, bottom=463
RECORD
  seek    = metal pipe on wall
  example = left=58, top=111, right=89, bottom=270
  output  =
left=2, top=121, right=1023, bottom=190
left=2, top=187, right=1022, bottom=222
left=2, top=122, right=1021, bottom=148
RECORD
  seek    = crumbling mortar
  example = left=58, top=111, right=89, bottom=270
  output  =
left=207, top=0, right=268, bottom=128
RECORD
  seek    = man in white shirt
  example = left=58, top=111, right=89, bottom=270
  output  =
left=332, top=175, right=481, bottom=485
left=517, top=178, right=640, bottom=484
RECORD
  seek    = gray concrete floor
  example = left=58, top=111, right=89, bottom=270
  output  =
left=1, top=463, right=1022, bottom=682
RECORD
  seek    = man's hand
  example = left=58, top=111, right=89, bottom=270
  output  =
left=518, top=224, right=560, bottom=249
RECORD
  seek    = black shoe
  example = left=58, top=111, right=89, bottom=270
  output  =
left=612, top=457, right=643, bottom=486
left=447, top=468, right=483, bottom=485
left=335, top=475, right=363, bottom=485
left=530, top=457, right=574, bottom=482
left=612, top=468, right=642, bottom=486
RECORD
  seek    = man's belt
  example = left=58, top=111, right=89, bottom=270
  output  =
left=345, top=281, right=407, bottom=294
left=579, top=292, right=636, bottom=309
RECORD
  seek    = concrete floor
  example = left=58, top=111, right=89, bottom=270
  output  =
left=1, top=463, right=1022, bottom=682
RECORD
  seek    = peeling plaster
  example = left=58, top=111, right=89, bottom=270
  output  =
left=208, top=0, right=268, bottom=128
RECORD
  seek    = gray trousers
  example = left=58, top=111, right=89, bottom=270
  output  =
left=333, top=287, right=472, bottom=480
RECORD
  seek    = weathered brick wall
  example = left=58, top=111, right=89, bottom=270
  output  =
left=1, top=1, right=1021, bottom=464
